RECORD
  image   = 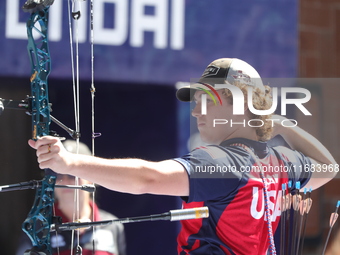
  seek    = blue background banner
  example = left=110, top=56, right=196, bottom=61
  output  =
left=1, top=0, right=297, bottom=84
left=0, top=1, right=298, bottom=254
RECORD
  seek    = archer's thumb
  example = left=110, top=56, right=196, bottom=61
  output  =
left=28, top=139, right=37, bottom=149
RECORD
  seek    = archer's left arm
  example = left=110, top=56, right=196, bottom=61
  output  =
left=28, top=136, right=189, bottom=197
left=272, top=115, right=338, bottom=190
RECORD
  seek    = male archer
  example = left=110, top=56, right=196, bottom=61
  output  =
left=29, top=58, right=337, bottom=254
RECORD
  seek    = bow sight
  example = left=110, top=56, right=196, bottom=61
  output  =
left=0, top=97, right=80, bottom=140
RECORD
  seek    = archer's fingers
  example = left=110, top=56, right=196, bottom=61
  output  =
left=29, top=136, right=61, bottom=149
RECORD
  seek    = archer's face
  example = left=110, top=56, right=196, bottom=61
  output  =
left=191, top=90, right=240, bottom=145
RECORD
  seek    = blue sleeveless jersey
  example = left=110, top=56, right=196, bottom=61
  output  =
left=174, top=138, right=311, bottom=255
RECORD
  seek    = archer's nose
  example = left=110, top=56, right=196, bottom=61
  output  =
left=191, top=102, right=202, bottom=118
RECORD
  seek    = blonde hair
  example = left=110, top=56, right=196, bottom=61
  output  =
left=223, top=82, right=273, bottom=141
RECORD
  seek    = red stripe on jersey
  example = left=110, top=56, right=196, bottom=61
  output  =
left=177, top=201, right=204, bottom=254
left=220, top=245, right=233, bottom=255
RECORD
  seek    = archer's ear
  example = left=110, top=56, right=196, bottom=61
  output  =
left=244, top=102, right=250, bottom=117
left=244, top=102, right=249, bottom=111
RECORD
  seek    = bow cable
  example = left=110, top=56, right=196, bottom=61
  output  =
left=67, top=0, right=83, bottom=254
left=89, top=0, right=99, bottom=253
left=68, top=0, right=99, bottom=254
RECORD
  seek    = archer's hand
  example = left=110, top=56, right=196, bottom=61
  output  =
left=28, top=136, right=73, bottom=175
left=271, top=114, right=290, bottom=138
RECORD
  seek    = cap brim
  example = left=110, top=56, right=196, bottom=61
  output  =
left=176, top=83, right=215, bottom=102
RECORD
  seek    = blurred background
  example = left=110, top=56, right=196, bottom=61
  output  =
left=0, top=0, right=340, bottom=254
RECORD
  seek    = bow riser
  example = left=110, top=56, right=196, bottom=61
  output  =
left=22, top=4, right=55, bottom=255
left=26, top=9, right=51, bottom=140
left=22, top=175, right=56, bottom=255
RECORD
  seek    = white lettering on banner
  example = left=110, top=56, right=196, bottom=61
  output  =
left=6, top=0, right=185, bottom=50
left=5, top=0, right=72, bottom=41
left=131, top=0, right=168, bottom=48
left=94, top=0, right=128, bottom=45
left=49, top=0, right=63, bottom=42
left=5, top=0, right=26, bottom=39
left=170, top=0, right=185, bottom=50
left=130, top=0, right=185, bottom=49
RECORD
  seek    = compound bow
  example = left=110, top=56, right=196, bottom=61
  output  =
left=22, top=0, right=69, bottom=254
left=0, top=0, right=83, bottom=254
left=0, top=1, right=209, bottom=254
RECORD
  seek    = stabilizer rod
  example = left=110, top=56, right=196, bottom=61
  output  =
left=52, top=206, right=209, bottom=232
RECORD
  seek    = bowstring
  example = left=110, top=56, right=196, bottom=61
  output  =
left=67, top=0, right=82, bottom=254
left=40, top=2, right=66, bottom=253
left=68, top=0, right=98, bottom=254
